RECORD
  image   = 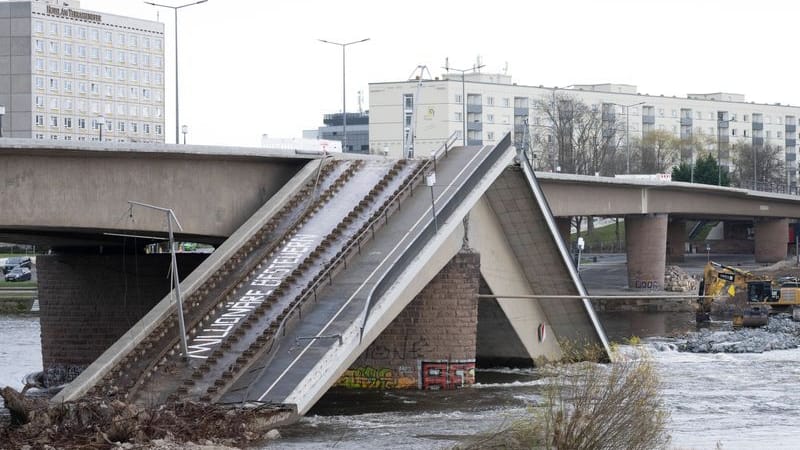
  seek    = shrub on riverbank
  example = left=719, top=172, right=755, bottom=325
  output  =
left=456, top=347, right=670, bottom=450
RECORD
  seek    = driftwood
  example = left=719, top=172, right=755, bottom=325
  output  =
left=0, top=386, right=38, bottom=424
left=1, top=390, right=295, bottom=449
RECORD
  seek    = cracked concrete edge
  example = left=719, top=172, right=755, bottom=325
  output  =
left=52, top=159, right=324, bottom=403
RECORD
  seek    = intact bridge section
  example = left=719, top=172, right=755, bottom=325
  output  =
left=52, top=135, right=608, bottom=418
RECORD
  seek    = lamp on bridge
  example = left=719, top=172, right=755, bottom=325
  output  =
left=181, top=124, right=188, bottom=144
left=0, top=105, right=5, bottom=138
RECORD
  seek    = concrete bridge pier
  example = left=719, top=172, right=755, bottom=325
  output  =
left=754, top=218, right=789, bottom=263
left=37, top=250, right=208, bottom=384
left=667, top=218, right=686, bottom=263
left=555, top=217, right=571, bottom=246
left=625, top=213, right=668, bottom=289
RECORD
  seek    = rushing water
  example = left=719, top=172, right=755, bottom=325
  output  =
left=2, top=313, right=799, bottom=449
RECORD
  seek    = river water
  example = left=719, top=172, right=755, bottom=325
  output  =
left=2, top=313, right=798, bottom=449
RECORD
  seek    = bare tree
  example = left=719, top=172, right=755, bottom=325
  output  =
left=531, top=93, right=624, bottom=176
left=731, top=141, right=786, bottom=190
left=632, top=130, right=681, bottom=173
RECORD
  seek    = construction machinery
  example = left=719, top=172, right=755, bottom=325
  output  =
left=696, top=261, right=800, bottom=327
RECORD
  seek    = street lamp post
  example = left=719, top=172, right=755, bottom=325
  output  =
left=0, top=105, right=5, bottom=138
left=145, top=0, right=208, bottom=145
left=181, top=124, right=188, bottom=144
left=318, top=38, right=370, bottom=152
left=441, top=64, right=484, bottom=146
left=611, top=102, right=645, bottom=174
left=97, top=115, right=104, bottom=141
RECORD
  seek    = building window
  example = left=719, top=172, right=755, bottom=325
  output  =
left=117, top=51, right=126, bottom=64
left=117, top=68, right=126, bottom=81
left=105, top=85, right=113, bottom=97
left=63, top=25, right=72, bottom=38
left=155, top=125, right=162, bottom=135
left=129, top=53, right=138, bottom=65
left=129, top=35, right=138, bottom=47
left=117, top=121, right=125, bottom=132
left=63, top=62, right=72, bottom=74
left=48, top=22, right=57, bottom=35
left=104, top=49, right=113, bottom=62
left=695, top=111, right=702, bottom=120
left=34, top=115, right=44, bottom=126
left=487, top=131, right=495, bottom=140
left=35, top=58, right=44, bottom=71
left=90, top=82, right=98, bottom=94
left=778, top=131, right=784, bottom=139
left=486, top=96, right=495, bottom=106
left=103, top=31, right=112, bottom=43
left=35, top=77, right=44, bottom=90
left=78, top=46, right=86, bottom=58
left=502, top=98, right=510, bottom=107
left=48, top=77, right=58, bottom=91
left=117, top=33, right=125, bottom=46
left=143, top=123, right=150, bottom=134
left=78, top=118, right=86, bottom=129
left=80, top=27, right=89, bottom=40
left=730, top=113, right=737, bottom=121
left=49, top=98, right=58, bottom=110
left=34, top=21, right=43, bottom=34
left=487, top=114, right=495, bottom=123
left=455, top=94, right=462, bottom=104
left=48, top=41, right=58, bottom=54
left=63, top=43, right=72, bottom=56
left=731, top=128, right=737, bottom=136
left=63, top=99, right=72, bottom=110
left=48, top=60, right=58, bottom=72
left=50, top=116, right=58, bottom=127
left=34, top=39, right=44, bottom=52
left=744, top=129, right=749, bottom=137
left=154, top=56, right=163, bottom=68
left=671, top=109, right=677, bottom=118
left=116, top=104, right=126, bottom=115
left=63, top=117, right=72, bottom=128
left=36, top=134, right=44, bottom=140
left=743, top=114, right=749, bottom=122
left=766, top=130, right=772, bottom=139
left=50, top=135, right=58, bottom=140
left=34, top=96, right=44, bottom=108
left=658, top=108, right=664, bottom=117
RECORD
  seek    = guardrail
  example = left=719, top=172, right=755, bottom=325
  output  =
left=359, top=132, right=512, bottom=339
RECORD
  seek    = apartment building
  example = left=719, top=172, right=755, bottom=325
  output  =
left=369, top=74, right=800, bottom=189
left=0, top=0, right=165, bottom=142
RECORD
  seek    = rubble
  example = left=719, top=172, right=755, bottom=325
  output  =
left=664, top=266, right=699, bottom=292
left=0, top=390, right=294, bottom=450
left=678, top=315, right=800, bottom=353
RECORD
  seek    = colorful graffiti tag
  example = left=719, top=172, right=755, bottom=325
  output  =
left=420, top=360, right=476, bottom=390
left=336, top=366, right=415, bottom=389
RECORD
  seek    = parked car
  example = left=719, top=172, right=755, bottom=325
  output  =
left=2, top=256, right=32, bottom=274
left=4, top=266, right=32, bottom=282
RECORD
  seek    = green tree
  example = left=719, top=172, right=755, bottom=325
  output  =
left=673, top=153, right=729, bottom=186
left=730, top=142, right=786, bottom=190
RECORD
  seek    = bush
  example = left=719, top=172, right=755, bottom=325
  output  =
left=457, top=347, right=670, bottom=450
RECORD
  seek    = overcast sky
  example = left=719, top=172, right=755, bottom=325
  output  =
left=76, top=0, right=800, bottom=147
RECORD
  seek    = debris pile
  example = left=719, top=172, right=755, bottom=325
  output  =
left=664, top=266, right=699, bottom=292
left=0, top=387, right=292, bottom=450
left=678, top=315, right=800, bottom=353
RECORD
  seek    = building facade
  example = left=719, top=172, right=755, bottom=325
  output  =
left=369, top=74, right=800, bottom=189
left=0, top=0, right=165, bottom=143
left=305, top=111, right=369, bottom=154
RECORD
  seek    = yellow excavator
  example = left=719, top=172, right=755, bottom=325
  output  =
left=696, top=261, right=800, bottom=327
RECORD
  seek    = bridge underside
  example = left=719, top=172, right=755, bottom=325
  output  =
left=46, top=136, right=608, bottom=419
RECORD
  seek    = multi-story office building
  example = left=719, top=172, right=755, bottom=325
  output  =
left=305, top=111, right=370, bottom=154
left=369, top=73, right=800, bottom=189
left=0, top=0, right=165, bottom=142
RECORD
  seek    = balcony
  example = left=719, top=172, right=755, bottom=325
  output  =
left=467, top=104, right=482, bottom=114
left=786, top=152, right=797, bottom=162
left=786, top=124, right=796, bottom=133
left=718, top=135, right=730, bottom=144
left=601, top=112, right=616, bottom=122
left=467, top=121, right=482, bottom=131
left=752, top=122, right=763, bottom=131
left=786, top=138, right=797, bottom=148
left=752, top=137, right=764, bottom=146
left=680, top=117, right=693, bottom=126
left=514, top=107, right=528, bottom=116
left=642, top=115, right=655, bottom=125
left=467, top=138, right=483, bottom=146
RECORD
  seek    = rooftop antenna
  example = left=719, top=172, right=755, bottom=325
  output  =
left=357, top=90, right=363, bottom=113
left=476, top=55, right=482, bottom=72
left=444, top=57, right=450, bottom=73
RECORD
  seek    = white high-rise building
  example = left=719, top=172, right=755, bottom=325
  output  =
left=369, top=73, right=800, bottom=189
left=0, top=0, right=165, bottom=142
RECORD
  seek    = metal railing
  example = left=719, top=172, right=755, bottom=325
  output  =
left=359, top=132, right=512, bottom=340
left=736, top=179, right=800, bottom=196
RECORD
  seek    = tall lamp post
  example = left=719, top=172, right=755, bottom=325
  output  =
left=611, top=101, right=645, bottom=174
left=441, top=63, right=484, bottom=146
left=318, top=38, right=370, bottom=152
left=97, top=115, right=104, bottom=141
left=145, top=0, right=208, bottom=145
left=181, top=124, right=188, bottom=144
left=0, top=105, right=5, bottom=138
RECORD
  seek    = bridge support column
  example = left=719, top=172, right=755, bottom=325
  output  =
left=754, top=218, right=788, bottom=263
left=667, top=218, right=686, bottom=263
left=37, top=252, right=207, bottom=385
left=338, top=250, right=480, bottom=390
left=625, top=214, right=667, bottom=289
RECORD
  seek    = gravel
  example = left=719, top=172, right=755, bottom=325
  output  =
left=675, top=315, right=800, bottom=353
